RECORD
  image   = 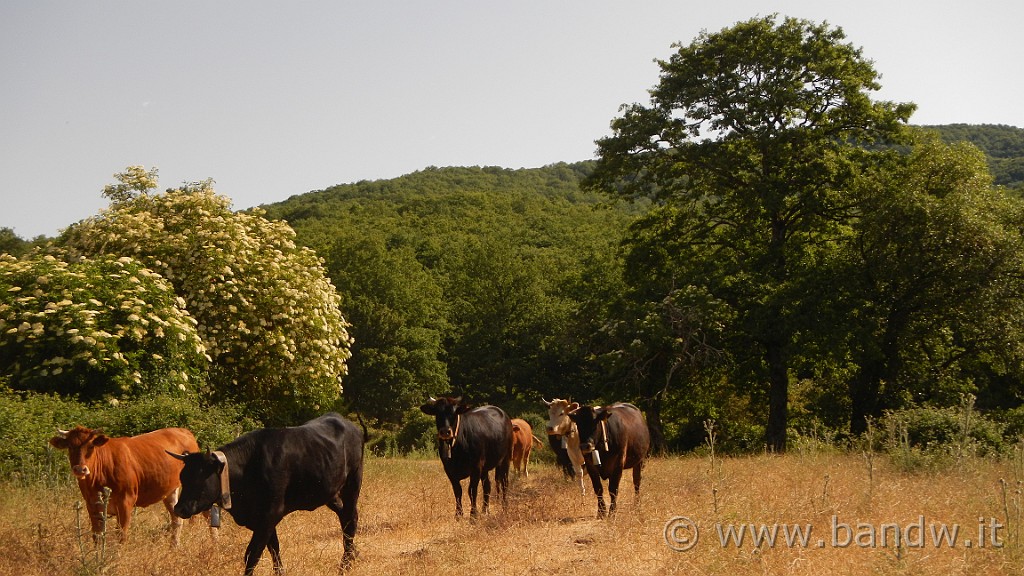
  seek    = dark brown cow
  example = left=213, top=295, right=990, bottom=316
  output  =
left=567, top=403, right=650, bottom=518
left=421, top=396, right=512, bottom=517
left=170, top=413, right=364, bottom=575
left=510, top=418, right=542, bottom=477
left=49, top=426, right=199, bottom=544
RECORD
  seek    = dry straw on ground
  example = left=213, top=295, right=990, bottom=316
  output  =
left=1, top=452, right=1021, bottom=575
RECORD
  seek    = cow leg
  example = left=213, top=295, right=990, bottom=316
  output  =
left=267, top=528, right=284, bottom=575
left=449, top=477, right=464, bottom=517
left=607, top=468, right=624, bottom=516
left=632, top=462, right=643, bottom=496
left=586, top=466, right=606, bottom=518
left=162, top=487, right=183, bottom=547
left=576, top=465, right=587, bottom=495
left=468, top=471, right=481, bottom=517
left=523, top=445, right=531, bottom=478
left=243, top=524, right=274, bottom=575
left=569, top=452, right=587, bottom=495
left=481, top=471, right=491, bottom=514
left=110, top=491, right=136, bottom=542
left=495, top=459, right=510, bottom=507
left=81, top=489, right=106, bottom=541
left=328, top=477, right=361, bottom=568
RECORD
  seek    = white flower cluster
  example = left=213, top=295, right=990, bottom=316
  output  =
left=0, top=253, right=207, bottom=399
left=59, top=184, right=353, bottom=417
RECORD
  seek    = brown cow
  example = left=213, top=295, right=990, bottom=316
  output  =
left=509, top=418, right=542, bottom=477
left=567, top=403, right=650, bottom=518
left=49, top=426, right=199, bottom=544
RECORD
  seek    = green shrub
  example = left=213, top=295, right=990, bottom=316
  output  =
left=0, top=385, right=93, bottom=483
left=102, top=394, right=259, bottom=449
left=0, top=387, right=258, bottom=483
left=0, top=253, right=208, bottom=401
left=876, top=401, right=1006, bottom=474
left=395, top=408, right=436, bottom=456
left=996, top=406, right=1024, bottom=441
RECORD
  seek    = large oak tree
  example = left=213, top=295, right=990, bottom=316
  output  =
left=585, top=15, right=914, bottom=451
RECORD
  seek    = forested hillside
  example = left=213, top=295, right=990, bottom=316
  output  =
left=262, top=163, right=642, bottom=428
left=927, top=124, right=1024, bottom=189
left=6, top=17, right=1024, bottom=462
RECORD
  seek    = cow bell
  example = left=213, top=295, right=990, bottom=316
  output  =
left=592, top=450, right=602, bottom=466
left=210, top=504, right=221, bottom=528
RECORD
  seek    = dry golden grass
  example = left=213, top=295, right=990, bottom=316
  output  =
left=1, top=451, right=1022, bottom=575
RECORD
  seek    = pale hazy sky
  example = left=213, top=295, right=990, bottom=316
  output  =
left=3, top=1, right=1022, bottom=239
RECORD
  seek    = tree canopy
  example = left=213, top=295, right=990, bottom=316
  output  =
left=0, top=253, right=207, bottom=401
left=584, top=15, right=922, bottom=451
left=57, top=175, right=353, bottom=423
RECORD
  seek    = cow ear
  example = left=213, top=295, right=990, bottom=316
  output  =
left=455, top=404, right=471, bottom=414
left=92, top=433, right=110, bottom=446
left=48, top=436, right=69, bottom=450
left=566, top=402, right=580, bottom=413
left=166, top=450, right=188, bottom=461
left=420, top=402, right=438, bottom=415
left=596, top=409, right=613, bottom=421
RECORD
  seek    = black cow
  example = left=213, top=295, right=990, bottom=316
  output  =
left=420, top=396, right=512, bottom=517
left=169, top=413, right=363, bottom=575
left=567, top=403, right=650, bottom=518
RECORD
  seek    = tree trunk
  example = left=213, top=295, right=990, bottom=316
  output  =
left=765, top=340, right=788, bottom=453
left=849, top=359, right=882, bottom=436
left=849, top=314, right=904, bottom=435
left=641, top=396, right=667, bottom=455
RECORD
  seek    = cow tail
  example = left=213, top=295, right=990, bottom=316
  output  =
left=355, top=413, right=369, bottom=447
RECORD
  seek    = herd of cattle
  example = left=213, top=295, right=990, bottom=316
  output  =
left=47, top=397, right=651, bottom=575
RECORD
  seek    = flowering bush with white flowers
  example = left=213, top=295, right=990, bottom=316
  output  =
left=0, top=253, right=207, bottom=400
left=60, top=179, right=353, bottom=423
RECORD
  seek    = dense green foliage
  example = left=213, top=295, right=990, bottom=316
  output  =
left=927, top=124, right=1024, bottom=190
left=58, top=179, right=353, bottom=424
left=585, top=15, right=916, bottom=451
left=0, top=384, right=258, bottom=482
left=0, top=253, right=207, bottom=400
left=262, top=163, right=639, bottom=424
left=2, top=18, right=1023, bottom=457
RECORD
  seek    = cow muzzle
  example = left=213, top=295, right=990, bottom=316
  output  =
left=72, top=465, right=91, bottom=478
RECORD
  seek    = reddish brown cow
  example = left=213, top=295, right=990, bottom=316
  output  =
left=510, top=418, right=542, bottom=477
left=567, top=403, right=650, bottom=518
left=49, top=426, right=199, bottom=544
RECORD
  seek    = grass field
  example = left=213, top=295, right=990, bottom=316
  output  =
left=1, top=450, right=1022, bottom=575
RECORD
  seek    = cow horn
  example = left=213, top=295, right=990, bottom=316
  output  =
left=165, top=450, right=187, bottom=461
left=55, top=428, right=69, bottom=438
left=542, top=398, right=551, bottom=406
left=428, top=396, right=437, bottom=403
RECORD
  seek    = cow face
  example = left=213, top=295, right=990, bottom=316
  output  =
left=566, top=405, right=611, bottom=455
left=420, top=396, right=471, bottom=441
left=49, top=426, right=109, bottom=479
left=543, top=398, right=579, bottom=436
left=168, top=451, right=223, bottom=519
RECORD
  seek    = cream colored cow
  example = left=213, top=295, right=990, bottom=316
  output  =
left=543, top=398, right=586, bottom=494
